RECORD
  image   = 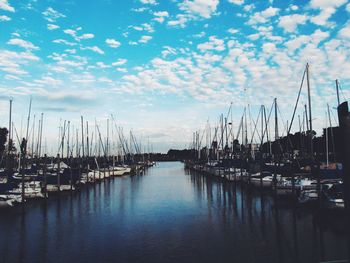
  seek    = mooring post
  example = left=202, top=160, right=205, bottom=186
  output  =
left=314, top=162, right=321, bottom=207
left=93, top=159, right=96, bottom=183
left=273, top=161, right=278, bottom=200
left=104, top=159, right=106, bottom=180
left=21, top=155, right=25, bottom=204
left=57, top=154, right=61, bottom=192
left=43, top=154, right=47, bottom=198
left=291, top=165, right=295, bottom=197
left=337, top=102, right=350, bottom=213
left=260, top=159, right=263, bottom=189
left=69, top=155, right=73, bottom=191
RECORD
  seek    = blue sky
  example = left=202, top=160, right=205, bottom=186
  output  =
left=0, top=0, right=350, bottom=153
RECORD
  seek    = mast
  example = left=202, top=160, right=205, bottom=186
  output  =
left=25, top=98, right=32, bottom=153
left=298, top=115, right=302, bottom=152
left=38, top=113, right=43, bottom=157
left=8, top=99, right=12, bottom=153
left=221, top=114, right=224, bottom=153
left=306, top=63, right=313, bottom=158
left=327, top=103, right=336, bottom=162
left=36, top=120, right=41, bottom=156
left=245, top=107, right=248, bottom=147
left=67, top=121, right=70, bottom=159
left=61, top=120, right=66, bottom=158
left=76, top=129, right=79, bottom=157
left=305, top=104, right=309, bottom=134
left=107, top=119, right=109, bottom=158
left=225, top=117, right=228, bottom=150
left=335, top=79, right=340, bottom=106
left=81, top=116, right=85, bottom=158
left=325, top=111, right=329, bottom=167
left=86, top=121, right=89, bottom=157
left=31, top=115, right=35, bottom=156
left=274, top=98, right=278, bottom=141
left=261, top=105, right=264, bottom=147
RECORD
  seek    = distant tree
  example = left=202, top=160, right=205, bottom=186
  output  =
left=0, top=127, right=8, bottom=156
left=20, top=138, right=27, bottom=157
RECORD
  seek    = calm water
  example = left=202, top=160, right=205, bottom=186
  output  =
left=0, top=161, right=349, bottom=263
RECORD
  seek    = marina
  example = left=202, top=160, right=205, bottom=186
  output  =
left=1, top=0, right=350, bottom=262
left=0, top=162, right=349, bottom=263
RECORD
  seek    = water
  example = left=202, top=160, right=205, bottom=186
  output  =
left=0, top=162, right=349, bottom=263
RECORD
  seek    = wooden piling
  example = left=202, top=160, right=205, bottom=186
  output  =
left=69, top=155, right=73, bottom=191
left=337, top=102, right=350, bottom=213
left=43, top=154, right=47, bottom=198
left=21, top=155, right=25, bottom=204
left=57, top=154, right=61, bottom=192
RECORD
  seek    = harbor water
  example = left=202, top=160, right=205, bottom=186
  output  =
left=0, top=161, right=349, bottom=263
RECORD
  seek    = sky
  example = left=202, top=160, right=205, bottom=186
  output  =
left=0, top=0, right=350, bottom=154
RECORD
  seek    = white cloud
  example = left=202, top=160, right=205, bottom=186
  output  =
left=167, top=14, right=188, bottom=28
left=79, top=33, right=94, bottom=40
left=228, top=0, right=244, bottom=5
left=63, top=29, right=94, bottom=41
left=63, top=29, right=76, bottom=37
left=106, top=38, right=121, bottom=48
left=131, top=7, right=148, bottom=12
left=42, top=7, right=65, bottom=22
left=290, top=5, right=299, bottom=11
left=98, top=77, right=113, bottom=83
left=131, top=23, right=154, bottom=33
left=48, top=65, right=69, bottom=73
left=278, top=14, right=308, bottom=32
left=262, top=42, right=276, bottom=53
left=284, top=35, right=311, bottom=53
left=96, top=62, right=110, bottom=69
left=139, top=0, right=157, bottom=5
left=0, top=15, right=10, bottom=21
left=35, top=76, right=62, bottom=86
left=52, top=39, right=77, bottom=46
left=153, top=11, right=169, bottom=23
left=309, top=0, right=347, bottom=26
left=284, top=29, right=329, bottom=54
left=0, top=50, right=39, bottom=76
left=7, top=38, right=39, bottom=50
left=243, top=4, right=254, bottom=12
left=83, top=46, right=104, bottom=55
left=193, top=31, right=206, bottom=38
left=347, top=3, right=350, bottom=12
left=154, top=11, right=169, bottom=17
left=112, top=59, right=127, bottom=66
left=179, top=0, right=219, bottom=19
left=129, top=41, right=138, bottom=46
left=197, top=36, right=225, bottom=52
left=116, top=68, right=128, bottom=73
left=139, top=35, right=152, bottom=43
left=71, top=73, right=96, bottom=84
left=248, top=6, right=279, bottom=24
left=65, top=49, right=76, bottom=54
left=227, top=28, right=238, bottom=34
left=0, top=0, right=15, bottom=12
left=338, top=22, right=350, bottom=39
left=47, top=24, right=59, bottom=30
left=161, top=46, right=177, bottom=57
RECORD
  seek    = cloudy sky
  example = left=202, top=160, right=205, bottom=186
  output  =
left=0, top=0, right=350, bottom=154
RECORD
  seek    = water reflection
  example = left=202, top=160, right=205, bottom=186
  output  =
left=188, top=168, right=349, bottom=263
left=0, top=162, right=348, bottom=263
